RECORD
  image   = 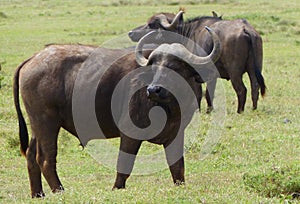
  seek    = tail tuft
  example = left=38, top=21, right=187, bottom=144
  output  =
left=255, top=68, right=266, bottom=97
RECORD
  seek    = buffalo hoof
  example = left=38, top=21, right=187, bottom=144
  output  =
left=112, top=186, right=125, bottom=190
left=174, top=180, right=185, bottom=186
left=206, top=106, right=214, bottom=114
left=292, top=192, right=300, bottom=199
left=237, top=110, right=244, bottom=114
left=31, top=191, right=45, bottom=198
left=52, top=185, right=64, bottom=194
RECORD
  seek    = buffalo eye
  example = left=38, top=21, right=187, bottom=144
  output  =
left=194, top=75, right=204, bottom=83
left=148, top=22, right=159, bottom=29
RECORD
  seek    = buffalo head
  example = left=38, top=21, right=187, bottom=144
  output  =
left=128, top=11, right=184, bottom=42
left=135, top=27, right=221, bottom=104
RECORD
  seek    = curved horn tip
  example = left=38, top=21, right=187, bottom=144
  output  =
left=135, top=31, right=158, bottom=67
left=179, top=7, right=186, bottom=13
left=176, top=10, right=185, bottom=18
left=178, top=10, right=185, bottom=14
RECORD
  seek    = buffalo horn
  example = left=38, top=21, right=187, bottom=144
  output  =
left=182, top=26, right=221, bottom=65
left=135, top=26, right=221, bottom=67
left=158, top=10, right=184, bottom=30
left=135, top=31, right=158, bottom=67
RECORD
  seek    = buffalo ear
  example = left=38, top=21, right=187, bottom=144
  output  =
left=212, top=11, right=218, bottom=18
left=212, top=11, right=223, bottom=19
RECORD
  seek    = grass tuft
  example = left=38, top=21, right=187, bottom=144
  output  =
left=243, top=165, right=300, bottom=200
left=0, top=11, right=8, bottom=18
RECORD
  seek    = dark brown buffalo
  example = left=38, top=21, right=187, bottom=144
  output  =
left=129, top=11, right=266, bottom=113
left=14, top=29, right=220, bottom=198
left=14, top=44, right=97, bottom=197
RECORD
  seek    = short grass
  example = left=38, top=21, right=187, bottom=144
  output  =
left=0, top=0, right=300, bottom=203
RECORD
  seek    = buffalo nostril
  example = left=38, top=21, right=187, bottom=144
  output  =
left=154, top=86, right=161, bottom=94
left=128, top=31, right=134, bottom=37
left=147, top=85, right=162, bottom=97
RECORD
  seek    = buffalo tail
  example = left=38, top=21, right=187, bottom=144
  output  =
left=13, top=58, right=31, bottom=156
left=245, top=27, right=266, bottom=97
left=255, top=67, right=266, bottom=97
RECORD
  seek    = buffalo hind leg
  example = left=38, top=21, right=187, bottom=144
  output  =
left=194, top=83, right=202, bottom=112
left=205, top=78, right=217, bottom=113
left=247, top=71, right=259, bottom=110
left=26, top=138, right=44, bottom=198
left=163, top=131, right=185, bottom=185
left=32, top=117, right=64, bottom=195
left=231, top=76, right=247, bottom=113
left=113, top=136, right=142, bottom=189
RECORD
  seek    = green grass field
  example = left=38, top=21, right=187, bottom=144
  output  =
left=1, top=0, right=299, bottom=203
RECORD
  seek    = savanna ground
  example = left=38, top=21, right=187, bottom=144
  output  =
left=0, top=0, right=299, bottom=203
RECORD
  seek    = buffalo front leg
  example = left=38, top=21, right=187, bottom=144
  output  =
left=26, top=138, right=44, bottom=198
left=163, top=131, right=185, bottom=185
left=205, top=78, right=217, bottom=113
left=113, top=136, right=142, bottom=189
left=169, top=157, right=185, bottom=185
